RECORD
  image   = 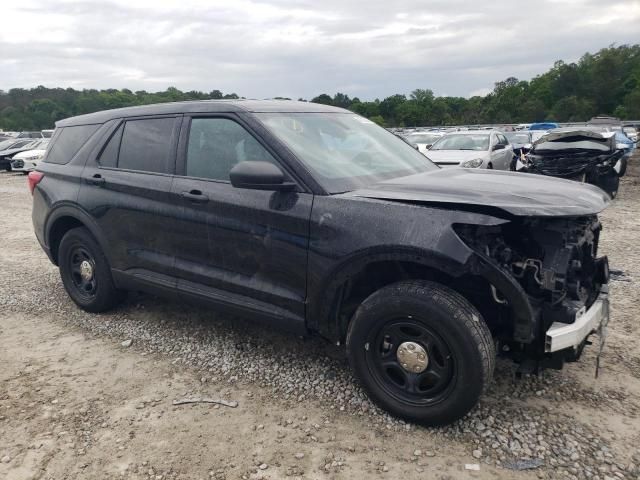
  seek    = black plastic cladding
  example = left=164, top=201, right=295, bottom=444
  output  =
left=34, top=100, right=608, bottom=346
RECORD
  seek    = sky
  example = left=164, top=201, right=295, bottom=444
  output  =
left=0, top=0, right=639, bottom=100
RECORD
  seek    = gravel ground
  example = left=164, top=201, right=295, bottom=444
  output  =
left=1, top=156, right=640, bottom=479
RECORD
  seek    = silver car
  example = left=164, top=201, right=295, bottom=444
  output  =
left=424, top=131, right=513, bottom=170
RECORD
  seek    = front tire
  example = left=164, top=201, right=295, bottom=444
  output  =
left=346, top=280, right=494, bottom=426
left=615, top=156, right=627, bottom=177
left=58, top=227, right=124, bottom=312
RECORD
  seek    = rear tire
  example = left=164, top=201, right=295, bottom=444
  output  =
left=346, top=280, right=494, bottom=426
left=58, top=227, right=124, bottom=312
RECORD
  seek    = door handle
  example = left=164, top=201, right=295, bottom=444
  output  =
left=88, top=174, right=105, bottom=186
left=181, top=190, right=209, bottom=203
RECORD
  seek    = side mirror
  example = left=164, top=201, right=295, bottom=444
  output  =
left=425, top=144, right=433, bottom=150
left=492, top=144, right=506, bottom=151
left=230, top=161, right=296, bottom=191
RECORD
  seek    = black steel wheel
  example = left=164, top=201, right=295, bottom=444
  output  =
left=67, top=246, right=98, bottom=300
left=366, top=319, right=455, bottom=407
left=58, top=227, right=124, bottom=312
left=346, top=280, right=494, bottom=426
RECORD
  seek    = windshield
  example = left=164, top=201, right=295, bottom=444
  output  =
left=256, top=113, right=437, bottom=193
left=430, top=134, right=489, bottom=151
left=405, top=133, right=441, bottom=146
left=505, top=132, right=530, bottom=144
left=0, top=140, right=15, bottom=150
left=0, top=140, right=31, bottom=151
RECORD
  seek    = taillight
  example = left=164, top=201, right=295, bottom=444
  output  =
left=28, top=171, right=44, bottom=195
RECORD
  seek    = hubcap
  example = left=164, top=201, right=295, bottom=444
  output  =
left=80, top=260, right=94, bottom=281
left=397, top=341, right=429, bottom=373
left=69, top=247, right=98, bottom=299
left=366, top=319, right=455, bottom=406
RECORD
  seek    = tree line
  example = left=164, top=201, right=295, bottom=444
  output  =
left=1, top=44, right=639, bottom=131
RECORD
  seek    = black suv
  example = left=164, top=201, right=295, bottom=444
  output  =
left=30, top=101, right=611, bottom=425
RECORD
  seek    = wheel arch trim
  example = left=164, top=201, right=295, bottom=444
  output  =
left=45, top=204, right=110, bottom=265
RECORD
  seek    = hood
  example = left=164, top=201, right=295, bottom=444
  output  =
left=532, top=129, right=616, bottom=156
left=0, top=145, right=41, bottom=157
left=533, top=129, right=614, bottom=145
left=350, top=168, right=609, bottom=217
left=424, top=150, right=488, bottom=164
left=12, top=149, right=46, bottom=159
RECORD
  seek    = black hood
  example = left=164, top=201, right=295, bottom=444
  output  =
left=350, top=168, right=609, bottom=217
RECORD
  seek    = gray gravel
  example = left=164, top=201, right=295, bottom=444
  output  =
left=2, top=158, right=640, bottom=479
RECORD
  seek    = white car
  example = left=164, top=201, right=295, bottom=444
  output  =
left=403, top=131, right=445, bottom=155
left=424, top=130, right=513, bottom=170
left=10, top=149, right=47, bottom=173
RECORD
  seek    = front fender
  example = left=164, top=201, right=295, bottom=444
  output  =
left=307, top=244, right=472, bottom=340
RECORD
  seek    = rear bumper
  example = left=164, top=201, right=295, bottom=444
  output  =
left=545, top=285, right=609, bottom=353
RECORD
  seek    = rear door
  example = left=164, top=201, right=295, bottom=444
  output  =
left=171, top=114, right=312, bottom=329
left=78, top=115, right=183, bottom=290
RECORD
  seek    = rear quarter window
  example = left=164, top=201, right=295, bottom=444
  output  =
left=45, top=124, right=100, bottom=165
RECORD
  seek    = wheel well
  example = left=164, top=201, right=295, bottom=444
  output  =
left=332, top=260, right=504, bottom=341
left=48, top=216, right=85, bottom=264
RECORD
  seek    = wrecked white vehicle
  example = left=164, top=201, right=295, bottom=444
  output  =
left=516, top=129, right=626, bottom=198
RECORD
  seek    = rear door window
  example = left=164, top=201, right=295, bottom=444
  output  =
left=117, top=118, right=176, bottom=173
left=45, top=125, right=100, bottom=164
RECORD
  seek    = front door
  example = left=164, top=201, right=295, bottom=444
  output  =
left=171, top=115, right=312, bottom=329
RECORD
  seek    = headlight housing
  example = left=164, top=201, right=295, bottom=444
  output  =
left=24, top=154, right=44, bottom=161
left=461, top=158, right=484, bottom=168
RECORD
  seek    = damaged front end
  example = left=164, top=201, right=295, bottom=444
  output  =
left=456, top=215, right=609, bottom=373
left=517, top=129, right=625, bottom=198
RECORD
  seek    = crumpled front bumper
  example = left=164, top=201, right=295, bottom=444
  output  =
left=545, top=285, right=609, bottom=353
left=11, top=159, right=37, bottom=172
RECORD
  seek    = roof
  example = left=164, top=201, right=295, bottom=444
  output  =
left=441, top=130, right=496, bottom=135
left=589, top=116, right=621, bottom=126
left=56, top=100, right=351, bottom=127
left=528, top=122, right=559, bottom=130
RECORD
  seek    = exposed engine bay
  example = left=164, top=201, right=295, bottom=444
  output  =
left=456, top=215, right=609, bottom=370
left=517, top=129, right=625, bottom=198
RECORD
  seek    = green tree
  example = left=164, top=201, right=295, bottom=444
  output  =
left=310, top=94, right=333, bottom=105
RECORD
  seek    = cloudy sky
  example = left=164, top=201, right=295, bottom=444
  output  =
left=1, top=0, right=638, bottom=100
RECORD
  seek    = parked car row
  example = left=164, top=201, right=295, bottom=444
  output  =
left=0, top=129, right=54, bottom=140
left=0, top=138, right=49, bottom=172
left=395, top=122, right=636, bottom=198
